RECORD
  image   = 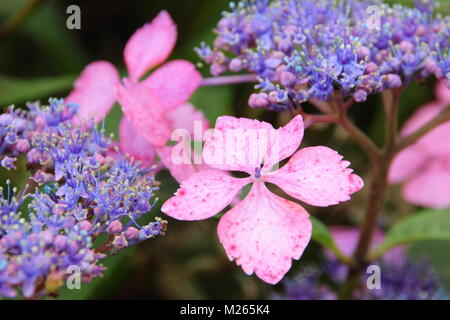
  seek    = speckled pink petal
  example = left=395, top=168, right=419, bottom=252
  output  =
left=142, top=60, right=201, bottom=111
left=388, top=145, right=428, bottom=183
left=119, top=116, right=156, bottom=167
left=66, top=61, right=120, bottom=123
left=263, top=115, right=304, bottom=170
left=436, top=79, right=450, bottom=104
left=167, top=103, right=210, bottom=135
left=124, top=10, right=177, bottom=81
left=218, top=182, right=311, bottom=284
left=162, top=170, right=250, bottom=221
left=266, top=146, right=364, bottom=207
left=156, top=145, right=197, bottom=183
left=203, top=116, right=304, bottom=174
left=402, top=156, right=450, bottom=209
left=115, top=79, right=172, bottom=146
left=203, top=116, right=277, bottom=174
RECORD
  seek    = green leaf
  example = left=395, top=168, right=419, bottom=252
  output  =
left=370, top=209, right=450, bottom=259
left=409, top=240, right=450, bottom=290
left=189, top=86, right=232, bottom=125
left=103, top=104, right=123, bottom=138
left=310, top=216, right=351, bottom=264
left=0, top=74, right=75, bottom=106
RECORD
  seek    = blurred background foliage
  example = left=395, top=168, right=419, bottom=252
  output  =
left=0, top=0, right=450, bottom=299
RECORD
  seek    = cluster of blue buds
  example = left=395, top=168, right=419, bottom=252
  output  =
left=197, top=0, right=450, bottom=111
left=0, top=98, right=166, bottom=298
left=272, top=256, right=449, bottom=300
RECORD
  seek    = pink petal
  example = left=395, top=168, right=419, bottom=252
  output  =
left=262, top=115, right=304, bottom=171
left=161, top=170, right=250, bottom=221
left=119, top=116, right=156, bottom=167
left=266, top=146, right=364, bottom=207
left=330, top=227, right=385, bottom=258
left=142, top=60, right=202, bottom=111
left=157, top=145, right=220, bottom=183
left=402, top=156, right=450, bottom=209
left=167, top=103, right=210, bottom=135
left=419, top=121, right=450, bottom=156
left=329, top=227, right=405, bottom=264
left=115, top=79, right=172, bottom=146
left=400, top=102, right=442, bottom=136
left=436, top=79, right=450, bottom=104
left=66, top=61, right=120, bottom=123
left=124, top=10, right=177, bottom=81
left=156, top=145, right=197, bottom=183
left=105, top=141, right=121, bottom=162
left=388, top=145, right=428, bottom=183
left=218, top=182, right=311, bottom=284
left=400, top=102, right=450, bottom=156
left=203, top=116, right=273, bottom=174
left=203, top=116, right=303, bottom=174
left=400, top=108, right=450, bottom=157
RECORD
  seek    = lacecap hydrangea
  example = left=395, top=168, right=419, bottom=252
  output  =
left=197, top=0, right=450, bottom=111
left=0, top=99, right=166, bottom=298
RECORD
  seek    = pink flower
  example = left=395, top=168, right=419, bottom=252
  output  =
left=162, top=115, right=364, bottom=284
left=66, top=11, right=207, bottom=177
left=328, top=227, right=405, bottom=264
left=389, top=80, right=450, bottom=208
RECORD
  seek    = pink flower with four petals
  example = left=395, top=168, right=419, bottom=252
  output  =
left=162, top=115, right=364, bottom=284
left=66, top=11, right=207, bottom=178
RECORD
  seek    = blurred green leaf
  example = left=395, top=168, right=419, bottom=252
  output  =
left=103, top=104, right=123, bottom=138
left=371, top=209, right=450, bottom=259
left=408, top=240, right=450, bottom=290
left=23, top=4, right=87, bottom=73
left=58, top=247, right=135, bottom=300
left=190, top=86, right=233, bottom=125
left=310, top=216, right=350, bottom=264
left=0, top=0, right=26, bottom=15
left=0, top=74, right=75, bottom=106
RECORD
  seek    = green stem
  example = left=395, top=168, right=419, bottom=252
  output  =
left=0, top=0, right=43, bottom=38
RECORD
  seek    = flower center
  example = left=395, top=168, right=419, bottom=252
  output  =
left=253, top=167, right=262, bottom=179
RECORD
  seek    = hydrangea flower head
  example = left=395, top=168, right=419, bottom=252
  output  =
left=197, top=0, right=450, bottom=110
left=66, top=11, right=207, bottom=176
left=273, top=228, right=446, bottom=300
left=273, top=256, right=448, bottom=300
left=162, top=115, right=363, bottom=284
left=0, top=99, right=166, bottom=298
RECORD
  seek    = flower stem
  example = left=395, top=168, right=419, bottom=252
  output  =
left=0, top=0, right=43, bottom=39
left=200, top=74, right=258, bottom=87
left=339, top=88, right=401, bottom=299
left=334, top=96, right=382, bottom=162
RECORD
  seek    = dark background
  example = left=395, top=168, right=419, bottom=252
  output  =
left=1, top=0, right=450, bottom=299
